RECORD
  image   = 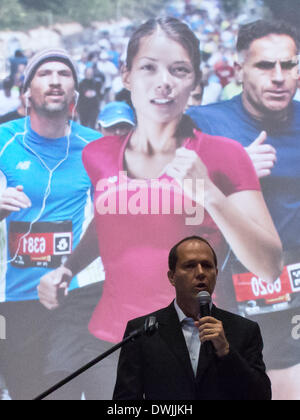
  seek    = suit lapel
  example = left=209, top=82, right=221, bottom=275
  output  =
left=157, top=303, right=195, bottom=382
left=196, top=340, right=215, bottom=379
left=156, top=304, right=228, bottom=383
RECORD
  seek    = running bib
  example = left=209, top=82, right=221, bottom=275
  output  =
left=9, top=221, right=73, bottom=268
left=232, top=261, right=300, bottom=316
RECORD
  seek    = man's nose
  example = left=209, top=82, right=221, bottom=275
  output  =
left=272, top=62, right=284, bottom=84
left=50, top=72, right=60, bottom=85
left=195, top=263, right=204, bottom=276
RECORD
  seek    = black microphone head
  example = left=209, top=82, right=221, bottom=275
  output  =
left=144, top=316, right=159, bottom=337
left=197, top=291, right=211, bottom=318
left=197, top=291, right=211, bottom=306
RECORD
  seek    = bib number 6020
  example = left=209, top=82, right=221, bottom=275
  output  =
left=251, top=277, right=282, bottom=298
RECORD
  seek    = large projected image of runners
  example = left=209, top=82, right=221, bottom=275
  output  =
left=0, top=0, right=300, bottom=400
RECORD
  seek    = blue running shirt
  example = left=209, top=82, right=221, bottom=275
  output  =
left=187, top=95, right=300, bottom=314
left=187, top=95, right=300, bottom=251
left=0, top=117, right=103, bottom=302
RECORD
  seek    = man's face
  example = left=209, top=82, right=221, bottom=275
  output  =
left=168, top=240, right=218, bottom=313
left=186, top=83, right=203, bottom=109
left=101, top=122, right=134, bottom=137
left=240, top=34, right=299, bottom=119
left=29, top=61, right=75, bottom=115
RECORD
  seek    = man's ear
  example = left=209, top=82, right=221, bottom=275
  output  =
left=234, top=61, right=243, bottom=84
left=168, top=270, right=176, bottom=287
left=121, top=64, right=131, bottom=91
left=24, top=89, right=31, bottom=108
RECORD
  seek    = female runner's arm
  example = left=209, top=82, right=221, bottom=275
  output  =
left=166, top=147, right=283, bottom=282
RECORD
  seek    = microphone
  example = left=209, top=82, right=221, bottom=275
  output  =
left=144, top=316, right=159, bottom=336
left=128, top=316, right=159, bottom=341
left=33, top=315, right=158, bottom=400
left=197, top=290, right=211, bottom=318
left=197, top=291, right=214, bottom=355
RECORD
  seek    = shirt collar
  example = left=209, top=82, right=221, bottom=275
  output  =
left=173, top=298, right=213, bottom=323
left=174, top=299, right=190, bottom=323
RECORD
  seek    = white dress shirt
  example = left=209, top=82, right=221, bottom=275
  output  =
left=174, top=300, right=201, bottom=376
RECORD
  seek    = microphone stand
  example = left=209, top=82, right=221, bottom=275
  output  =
left=33, top=317, right=158, bottom=400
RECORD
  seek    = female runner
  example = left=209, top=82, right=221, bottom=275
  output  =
left=39, top=17, right=282, bottom=345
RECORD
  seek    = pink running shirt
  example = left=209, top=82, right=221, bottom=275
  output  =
left=82, top=130, right=260, bottom=343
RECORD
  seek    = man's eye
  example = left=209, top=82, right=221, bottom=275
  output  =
left=60, top=71, right=72, bottom=77
left=203, top=264, right=213, bottom=269
left=281, top=62, right=298, bottom=70
left=192, top=93, right=202, bottom=101
left=256, top=62, right=275, bottom=70
left=185, top=264, right=196, bottom=269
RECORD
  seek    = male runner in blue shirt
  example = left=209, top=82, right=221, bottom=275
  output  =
left=187, top=20, right=300, bottom=400
left=0, top=49, right=104, bottom=400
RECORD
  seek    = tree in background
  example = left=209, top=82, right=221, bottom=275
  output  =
left=221, top=0, right=244, bottom=15
left=0, top=0, right=166, bottom=30
left=0, top=0, right=27, bottom=28
left=263, top=0, right=300, bottom=28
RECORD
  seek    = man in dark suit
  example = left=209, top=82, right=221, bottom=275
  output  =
left=113, top=236, right=272, bottom=400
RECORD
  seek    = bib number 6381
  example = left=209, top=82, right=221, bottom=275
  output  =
left=22, top=236, right=46, bottom=254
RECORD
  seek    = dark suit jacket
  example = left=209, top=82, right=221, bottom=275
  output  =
left=113, top=302, right=271, bottom=400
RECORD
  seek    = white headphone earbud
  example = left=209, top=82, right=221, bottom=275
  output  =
left=74, top=91, right=79, bottom=103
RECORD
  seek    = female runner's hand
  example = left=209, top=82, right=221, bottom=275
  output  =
left=165, top=147, right=210, bottom=203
